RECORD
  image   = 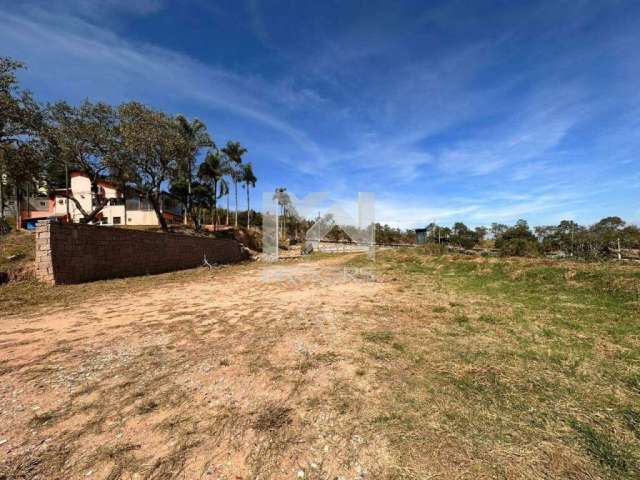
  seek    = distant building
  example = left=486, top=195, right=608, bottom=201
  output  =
left=9, top=171, right=182, bottom=228
left=415, top=227, right=427, bottom=244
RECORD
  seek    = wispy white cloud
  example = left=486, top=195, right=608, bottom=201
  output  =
left=1, top=8, right=326, bottom=166
left=435, top=84, right=586, bottom=176
left=2, top=0, right=639, bottom=228
left=4, top=0, right=167, bottom=20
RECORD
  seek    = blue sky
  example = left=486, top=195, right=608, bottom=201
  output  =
left=2, top=0, right=639, bottom=228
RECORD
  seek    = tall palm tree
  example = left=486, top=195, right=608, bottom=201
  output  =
left=221, top=141, right=247, bottom=228
left=174, top=114, right=213, bottom=225
left=217, top=178, right=229, bottom=226
left=220, top=155, right=236, bottom=225
left=241, top=163, right=257, bottom=228
left=198, top=149, right=224, bottom=231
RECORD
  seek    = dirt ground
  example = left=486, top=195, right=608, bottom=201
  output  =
left=3, top=251, right=638, bottom=479
left=0, top=255, right=391, bottom=479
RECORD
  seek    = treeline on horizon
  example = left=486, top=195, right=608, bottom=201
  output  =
left=374, top=218, right=640, bottom=260
left=0, top=56, right=257, bottom=231
left=261, top=200, right=640, bottom=260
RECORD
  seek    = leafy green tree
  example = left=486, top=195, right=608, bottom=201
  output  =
left=118, top=101, right=185, bottom=231
left=490, top=223, right=508, bottom=241
left=0, top=142, right=46, bottom=223
left=499, top=237, right=541, bottom=257
left=0, top=57, right=43, bottom=149
left=191, top=181, right=214, bottom=226
left=534, top=225, right=557, bottom=252
left=46, top=100, right=120, bottom=222
left=621, top=224, right=640, bottom=249
left=374, top=223, right=415, bottom=244
left=450, top=222, right=479, bottom=249
left=590, top=216, right=627, bottom=258
left=221, top=141, right=247, bottom=227
left=0, top=57, right=44, bottom=222
left=424, top=222, right=446, bottom=243
left=198, top=149, right=226, bottom=231
left=475, top=226, right=488, bottom=242
left=556, top=220, right=582, bottom=256
left=174, top=114, right=213, bottom=226
left=170, top=177, right=205, bottom=230
left=496, top=219, right=540, bottom=256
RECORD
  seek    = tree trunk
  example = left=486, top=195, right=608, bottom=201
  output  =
left=212, top=180, right=218, bottom=231
left=226, top=192, right=229, bottom=225
left=282, top=206, right=287, bottom=241
left=15, top=184, right=21, bottom=230
left=0, top=171, right=4, bottom=220
left=617, top=237, right=622, bottom=261
left=192, top=207, right=200, bottom=231
left=234, top=180, right=238, bottom=228
left=57, top=191, right=108, bottom=224
left=150, top=193, right=168, bottom=231
left=185, top=159, right=191, bottom=226
left=246, top=183, right=250, bottom=228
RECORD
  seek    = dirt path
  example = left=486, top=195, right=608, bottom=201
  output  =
left=0, top=255, right=391, bottom=479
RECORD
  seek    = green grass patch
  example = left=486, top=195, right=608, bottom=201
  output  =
left=570, top=419, right=639, bottom=476
left=362, top=330, right=394, bottom=343
left=353, top=249, right=640, bottom=478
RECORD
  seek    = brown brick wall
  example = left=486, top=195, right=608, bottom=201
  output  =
left=35, top=221, right=248, bottom=285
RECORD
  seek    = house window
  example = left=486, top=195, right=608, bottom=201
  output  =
left=39, top=201, right=46, bottom=207
left=113, top=216, right=121, bottom=225
left=58, top=199, right=64, bottom=204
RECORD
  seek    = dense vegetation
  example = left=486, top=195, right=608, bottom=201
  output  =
left=0, top=56, right=257, bottom=231
left=423, top=218, right=640, bottom=260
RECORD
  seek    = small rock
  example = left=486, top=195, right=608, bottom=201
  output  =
left=0, top=439, right=7, bottom=446
left=297, top=470, right=305, bottom=478
left=85, top=471, right=93, bottom=477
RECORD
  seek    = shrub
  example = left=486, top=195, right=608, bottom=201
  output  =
left=499, top=238, right=541, bottom=257
left=0, top=217, right=12, bottom=236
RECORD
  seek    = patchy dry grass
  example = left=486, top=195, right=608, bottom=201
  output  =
left=0, top=230, right=35, bottom=282
left=0, top=230, right=35, bottom=270
left=1, top=250, right=638, bottom=479
left=0, top=261, right=254, bottom=318
left=348, top=249, right=640, bottom=478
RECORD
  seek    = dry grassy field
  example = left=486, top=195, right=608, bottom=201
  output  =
left=0, top=249, right=639, bottom=479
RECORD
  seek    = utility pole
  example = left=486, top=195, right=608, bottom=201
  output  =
left=274, top=199, right=279, bottom=261
left=617, top=237, right=622, bottom=261
left=274, top=187, right=287, bottom=260
left=65, top=161, right=70, bottom=221
left=26, top=182, right=30, bottom=219
left=570, top=224, right=574, bottom=257
left=0, top=167, right=4, bottom=220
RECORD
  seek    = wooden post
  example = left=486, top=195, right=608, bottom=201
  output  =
left=617, top=238, right=622, bottom=261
